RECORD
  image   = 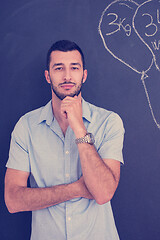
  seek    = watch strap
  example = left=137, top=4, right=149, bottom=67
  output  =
left=75, top=133, right=95, bottom=145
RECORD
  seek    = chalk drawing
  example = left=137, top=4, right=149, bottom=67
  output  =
left=133, top=0, right=160, bottom=71
left=98, top=0, right=160, bottom=129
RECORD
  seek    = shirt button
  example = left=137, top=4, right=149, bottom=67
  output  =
left=68, top=217, right=71, bottom=221
left=66, top=151, right=69, bottom=155
left=66, top=173, right=70, bottom=178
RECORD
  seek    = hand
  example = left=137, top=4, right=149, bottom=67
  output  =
left=77, top=176, right=94, bottom=200
left=61, top=96, right=87, bottom=137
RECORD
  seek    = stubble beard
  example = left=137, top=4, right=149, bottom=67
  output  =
left=49, top=77, right=84, bottom=100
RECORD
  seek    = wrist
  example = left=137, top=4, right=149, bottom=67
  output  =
left=75, top=132, right=95, bottom=145
left=71, top=180, right=82, bottom=198
left=74, top=126, right=87, bottom=139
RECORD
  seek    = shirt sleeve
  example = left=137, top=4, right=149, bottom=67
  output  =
left=98, top=113, right=125, bottom=164
left=6, top=117, right=30, bottom=172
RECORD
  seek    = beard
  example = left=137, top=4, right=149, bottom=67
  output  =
left=49, top=77, right=84, bottom=100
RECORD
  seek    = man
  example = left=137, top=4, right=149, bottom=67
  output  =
left=5, top=40, right=124, bottom=240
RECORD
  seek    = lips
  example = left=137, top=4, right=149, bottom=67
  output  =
left=59, top=83, right=75, bottom=89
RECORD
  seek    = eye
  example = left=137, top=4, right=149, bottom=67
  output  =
left=54, top=67, right=63, bottom=71
left=71, top=66, right=79, bottom=70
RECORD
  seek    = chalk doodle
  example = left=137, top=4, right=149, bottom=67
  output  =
left=98, top=0, right=160, bottom=129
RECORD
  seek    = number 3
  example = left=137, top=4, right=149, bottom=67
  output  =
left=142, top=13, right=157, bottom=37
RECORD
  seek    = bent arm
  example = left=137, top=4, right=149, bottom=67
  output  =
left=4, top=168, right=93, bottom=213
left=77, top=143, right=120, bottom=205
left=60, top=96, right=123, bottom=205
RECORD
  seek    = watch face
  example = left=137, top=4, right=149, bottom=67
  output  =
left=87, top=133, right=95, bottom=144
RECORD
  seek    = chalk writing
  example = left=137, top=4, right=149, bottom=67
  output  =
left=98, top=0, right=147, bottom=76
left=106, top=13, right=132, bottom=36
left=133, top=0, right=160, bottom=71
left=99, top=0, right=160, bottom=129
left=157, top=9, right=160, bottom=23
left=141, top=9, right=160, bottom=37
left=151, top=40, right=160, bottom=50
left=142, top=13, right=158, bottom=37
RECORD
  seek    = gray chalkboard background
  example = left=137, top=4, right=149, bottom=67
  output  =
left=1, top=0, right=160, bottom=239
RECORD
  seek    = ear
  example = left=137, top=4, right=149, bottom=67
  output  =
left=44, top=70, right=50, bottom=84
left=82, top=69, right=87, bottom=83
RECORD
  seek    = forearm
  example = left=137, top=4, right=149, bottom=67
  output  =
left=60, top=96, right=120, bottom=204
left=77, top=143, right=119, bottom=205
left=5, top=181, right=86, bottom=213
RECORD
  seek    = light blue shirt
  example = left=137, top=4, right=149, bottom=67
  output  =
left=7, top=99, right=124, bottom=240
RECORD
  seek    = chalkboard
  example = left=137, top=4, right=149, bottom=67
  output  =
left=1, top=1, right=160, bottom=240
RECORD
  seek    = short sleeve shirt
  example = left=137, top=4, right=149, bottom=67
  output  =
left=6, top=99, right=125, bottom=240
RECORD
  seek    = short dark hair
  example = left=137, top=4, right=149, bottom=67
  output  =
left=46, top=40, right=85, bottom=70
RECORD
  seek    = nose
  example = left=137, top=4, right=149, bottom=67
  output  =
left=64, top=68, right=71, bottom=81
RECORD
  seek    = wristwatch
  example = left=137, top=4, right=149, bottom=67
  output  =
left=75, top=133, right=95, bottom=145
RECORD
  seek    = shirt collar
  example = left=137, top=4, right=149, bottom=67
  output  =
left=38, top=98, right=92, bottom=125
left=82, top=98, right=92, bottom=123
left=38, top=100, right=53, bottom=126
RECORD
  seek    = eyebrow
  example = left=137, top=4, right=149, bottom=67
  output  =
left=71, top=62, right=81, bottom=67
left=52, top=62, right=81, bottom=68
left=52, top=63, right=63, bottom=68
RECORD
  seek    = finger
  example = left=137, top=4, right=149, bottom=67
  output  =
left=61, top=110, right=67, bottom=119
left=62, top=98, right=76, bottom=105
left=61, top=105, right=68, bottom=119
left=62, top=96, right=75, bottom=101
left=63, top=96, right=80, bottom=103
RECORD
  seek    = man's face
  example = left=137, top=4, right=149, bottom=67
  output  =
left=45, top=50, right=87, bottom=100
